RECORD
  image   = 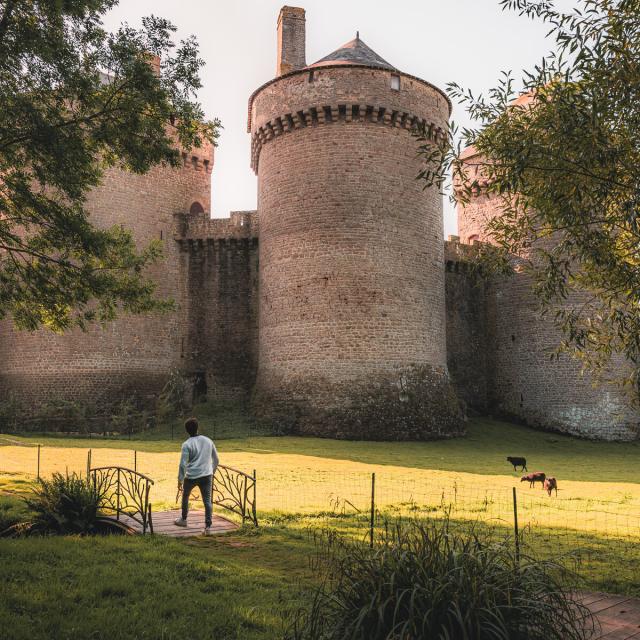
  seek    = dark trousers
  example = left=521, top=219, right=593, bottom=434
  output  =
left=181, top=474, right=213, bottom=527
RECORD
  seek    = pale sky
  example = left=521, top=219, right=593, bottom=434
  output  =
left=102, top=0, right=573, bottom=236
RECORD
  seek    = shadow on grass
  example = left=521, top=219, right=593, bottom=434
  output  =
left=0, top=524, right=315, bottom=640
left=4, top=407, right=640, bottom=484
left=259, top=507, right=640, bottom=597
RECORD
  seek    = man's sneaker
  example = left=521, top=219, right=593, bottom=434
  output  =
left=174, top=517, right=188, bottom=527
left=203, top=527, right=213, bottom=536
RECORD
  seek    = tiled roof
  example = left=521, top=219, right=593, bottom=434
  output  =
left=309, top=34, right=396, bottom=70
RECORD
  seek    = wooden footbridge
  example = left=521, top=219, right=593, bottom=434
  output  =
left=89, top=463, right=257, bottom=537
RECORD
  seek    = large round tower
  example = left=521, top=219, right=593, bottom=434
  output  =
left=249, top=7, right=463, bottom=438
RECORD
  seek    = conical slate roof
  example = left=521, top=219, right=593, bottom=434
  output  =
left=309, top=34, right=396, bottom=70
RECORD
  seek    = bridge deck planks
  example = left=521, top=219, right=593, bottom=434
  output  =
left=119, top=508, right=238, bottom=537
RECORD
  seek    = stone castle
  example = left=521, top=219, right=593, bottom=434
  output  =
left=0, top=6, right=637, bottom=440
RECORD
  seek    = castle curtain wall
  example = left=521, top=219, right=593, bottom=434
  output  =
left=484, top=270, right=638, bottom=440
left=0, top=148, right=212, bottom=412
left=444, top=244, right=489, bottom=413
left=452, top=150, right=639, bottom=440
left=180, top=213, right=259, bottom=401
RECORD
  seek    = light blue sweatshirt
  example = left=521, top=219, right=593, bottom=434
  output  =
left=178, top=435, right=219, bottom=481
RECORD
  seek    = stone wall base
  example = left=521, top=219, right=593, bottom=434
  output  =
left=252, top=365, right=466, bottom=441
left=490, top=406, right=639, bottom=442
left=0, top=370, right=171, bottom=429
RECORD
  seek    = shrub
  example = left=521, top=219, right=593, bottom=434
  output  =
left=156, top=369, right=190, bottom=423
left=0, top=394, right=22, bottom=432
left=0, top=397, right=99, bottom=433
left=20, top=473, right=108, bottom=536
left=106, top=394, right=144, bottom=434
left=0, top=495, right=32, bottom=534
left=37, top=398, right=99, bottom=433
left=288, top=520, right=595, bottom=640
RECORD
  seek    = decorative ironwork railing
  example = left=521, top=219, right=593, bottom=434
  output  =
left=91, top=466, right=154, bottom=534
left=213, top=465, right=257, bottom=526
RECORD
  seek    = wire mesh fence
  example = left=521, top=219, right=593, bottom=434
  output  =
left=2, top=438, right=639, bottom=590
left=0, top=399, right=268, bottom=442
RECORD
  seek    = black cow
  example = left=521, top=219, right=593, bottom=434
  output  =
left=507, top=456, right=527, bottom=472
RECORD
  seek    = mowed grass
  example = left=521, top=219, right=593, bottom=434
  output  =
left=0, top=525, right=314, bottom=640
left=3, top=412, right=640, bottom=481
left=3, top=417, right=640, bottom=528
left=2, top=414, right=640, bottom=609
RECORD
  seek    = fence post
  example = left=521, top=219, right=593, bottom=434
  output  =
left=37, top=444, right=41, bottom=480
left=134, top=450, right=137, bottom=473
left=252, top=469, right=258, bottom=527
left=512, top=487, right=520, bottom=567
left=86, top=449, right=92, bottom=478
left=370, top=472, right=376, bottom=549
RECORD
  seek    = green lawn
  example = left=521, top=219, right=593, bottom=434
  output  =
left=2, top=506, right=639, bottom=640
left=2, top=412, right=640, bottom=638
left=4, top=411, right=640, bottom=483
left=0, top=526, right=313, bottom=640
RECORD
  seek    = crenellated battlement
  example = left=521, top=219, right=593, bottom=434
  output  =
left=444, top=236, right=481, bottom=272
left=175, top=210, right=259, bottom=249
left=250, top=103, right=445, bottom=172
left=178, top=144, right=214, bottom=175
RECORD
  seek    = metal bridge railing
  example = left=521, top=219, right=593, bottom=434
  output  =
left=214, top=464, right=258, bottom=526
left=91, top=466, right=154, bottom=534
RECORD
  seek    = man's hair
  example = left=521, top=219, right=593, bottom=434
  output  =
left=184, top=417, right=199, bottom=437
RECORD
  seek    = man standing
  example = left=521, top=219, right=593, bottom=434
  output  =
left=174, top=417, right=219, bottom=535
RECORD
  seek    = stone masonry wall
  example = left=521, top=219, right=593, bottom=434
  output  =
left=455, top=147, right=499, bottom=245
left=179, top=212, right=259, bottom=401
left=485, top=267, right=638, bottom=440
left=0, top=144, right=213, bottom=413
left=454, top=160, right=640, bottom=440
left=444, top=240, right=489, bottom=412
left=444, top=236, right=638, bottom=439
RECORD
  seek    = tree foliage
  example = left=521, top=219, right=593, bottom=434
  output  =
left=0, top=0, right=220, bottom=331
left=424, top=0, right=640, bottom=395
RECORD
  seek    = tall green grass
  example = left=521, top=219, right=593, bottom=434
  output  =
left=288, top=519, right=596, bottom=640
left=6, top=473, right=109, bottom=536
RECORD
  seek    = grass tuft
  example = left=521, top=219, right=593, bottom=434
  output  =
left=288, top=519, right=596, bottom=640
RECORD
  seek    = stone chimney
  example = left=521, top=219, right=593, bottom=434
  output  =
left=145, top=52, right=161, bottom=77
left=277, top=6, right=306, bottom=76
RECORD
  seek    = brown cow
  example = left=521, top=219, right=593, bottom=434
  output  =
left=544, top=477, right=558, bottom=496
left=520, top=471, right=546, bottom=488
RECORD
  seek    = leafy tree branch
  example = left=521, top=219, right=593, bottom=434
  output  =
left=418, top=0, right=640, bottom=398
left=0, top=0, right=221, bottom=331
